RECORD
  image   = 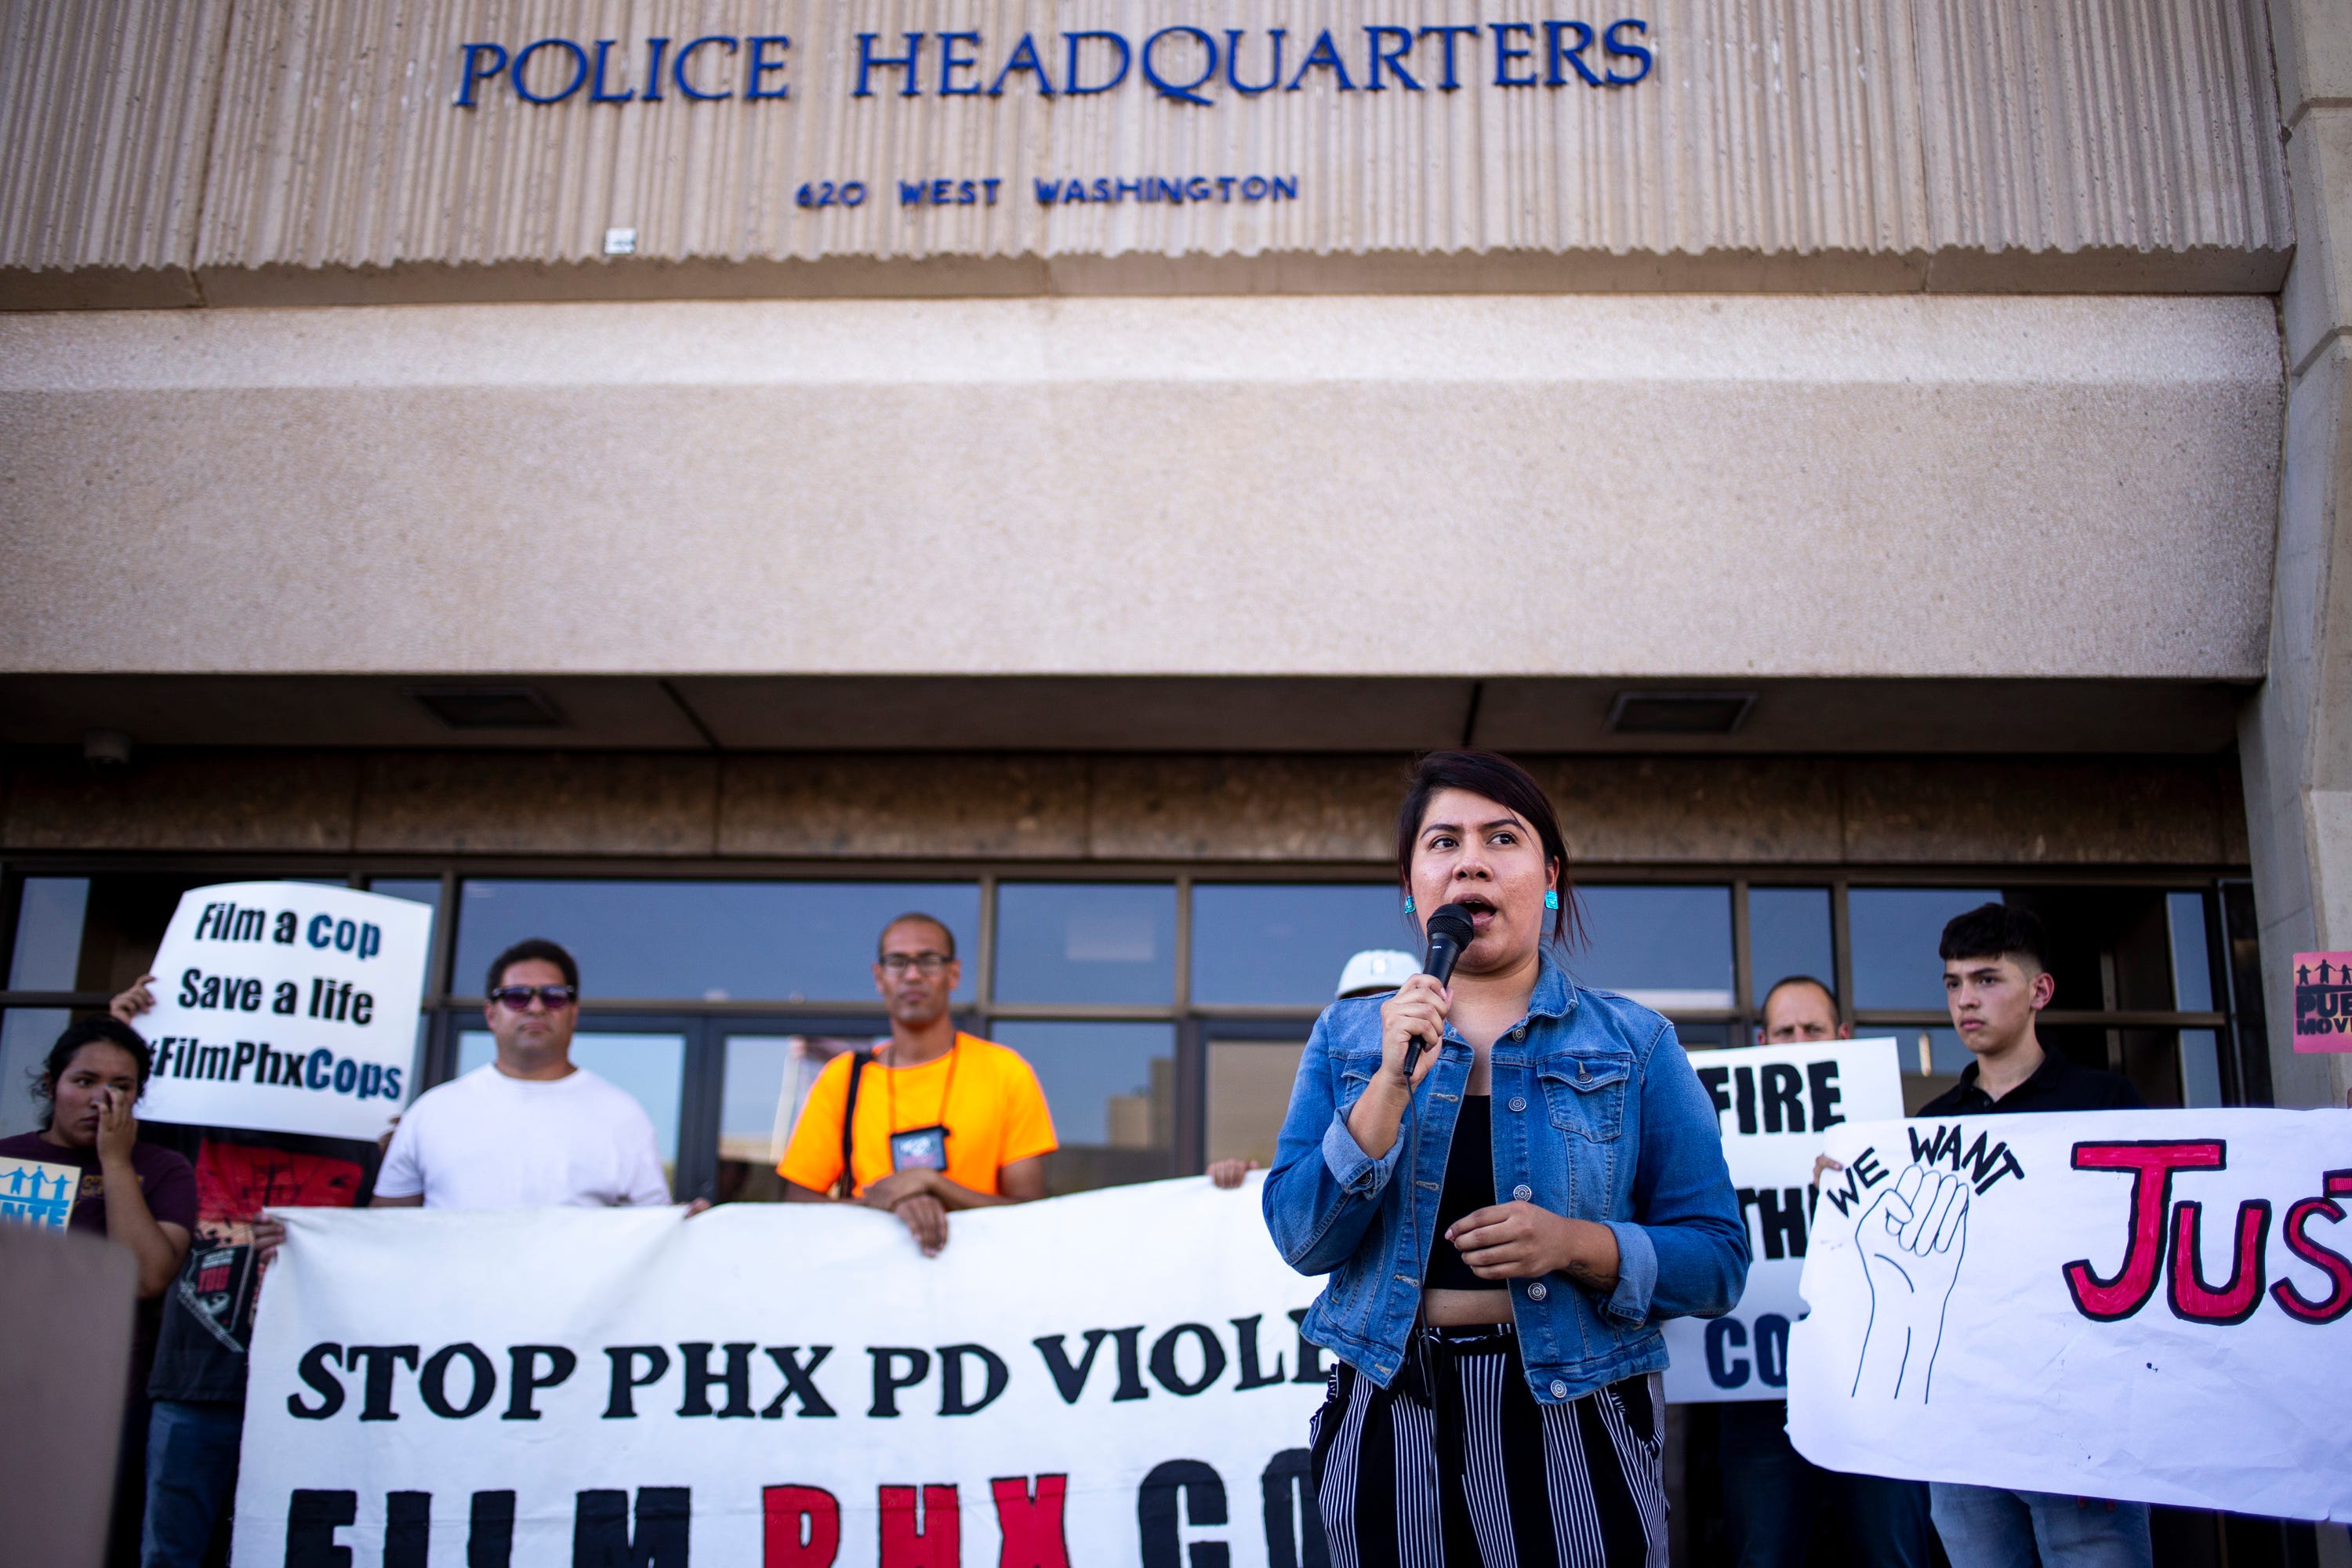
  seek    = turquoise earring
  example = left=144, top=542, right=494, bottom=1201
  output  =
left=1403, top=895, right=1415, bottom=914
left=1544, top=889, right=1560, bottom=910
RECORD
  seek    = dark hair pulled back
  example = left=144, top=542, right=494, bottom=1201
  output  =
left=1395, top=750, right=1584, bottom=953
left=34, top=1015, right=154, bottom=1111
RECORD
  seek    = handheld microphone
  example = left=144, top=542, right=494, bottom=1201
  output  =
left=1400, top=902, right=1476, bottom=1081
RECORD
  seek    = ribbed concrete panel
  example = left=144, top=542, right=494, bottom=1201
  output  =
left=1915, top=0, right=2291, bottom=276
left=168, top=0, right=2287, bottom=300
left=0, top=0, right=230, bottom=307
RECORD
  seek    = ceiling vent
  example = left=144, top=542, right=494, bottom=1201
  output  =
left=1605, top=691, right=1755, bottom=736
left=408, top=687, right=568, bottom=731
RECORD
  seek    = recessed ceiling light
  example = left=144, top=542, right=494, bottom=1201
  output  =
left=1605, top=691, right=1755, bottom=735
left=407, top=688, right=568, bottom=731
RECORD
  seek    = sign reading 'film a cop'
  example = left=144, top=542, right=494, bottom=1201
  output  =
left=137, top=883, right=430, bottom=1139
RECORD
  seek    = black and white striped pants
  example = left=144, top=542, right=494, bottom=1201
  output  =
left=1308, top=1323, right=1669, bottom=1568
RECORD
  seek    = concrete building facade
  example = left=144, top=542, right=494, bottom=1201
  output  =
left=5, top=1, right=2347, bottom=1554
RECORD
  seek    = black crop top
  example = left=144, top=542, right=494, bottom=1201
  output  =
left=1424, top=1095, right=1496, bottom=1290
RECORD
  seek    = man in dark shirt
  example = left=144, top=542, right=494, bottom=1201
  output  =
left=1917, top=904, right=2150, bottom=1568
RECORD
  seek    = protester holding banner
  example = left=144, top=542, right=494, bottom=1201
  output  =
left=779, top=913, right=1056, bottom=1254
left=1720, top=976, right=1932, bottom=1568
left=374, top=938, right=671, bottom=1210
left=0, top=1016, right=198, bottom=1566
left=1265, top=750, right=1748, bottom=1568
left=116, top=966, right=377, bottom=1568
left=1916, top=904, right=2151, bottom=1568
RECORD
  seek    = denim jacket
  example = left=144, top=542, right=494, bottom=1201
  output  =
left=1261, top=954, right=1748, bottom=1403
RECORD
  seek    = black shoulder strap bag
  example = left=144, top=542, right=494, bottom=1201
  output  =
left=832, top=1048, right=875, bottom=1200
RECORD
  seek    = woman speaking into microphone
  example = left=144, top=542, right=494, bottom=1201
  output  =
left=1263, top=750, right=1747, bottom=1568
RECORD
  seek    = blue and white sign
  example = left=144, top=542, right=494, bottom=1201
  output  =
left=1662, top=1037, right=1905, bottom=1403
left=134, top=883, right=432, bottom=1140
left=0, top=1156, right=80, bottom=1229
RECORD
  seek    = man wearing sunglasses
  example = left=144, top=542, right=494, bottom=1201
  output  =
left=778, top=913, right=1057, bottom=1256
left=373, top=939, right=670, bottom=1210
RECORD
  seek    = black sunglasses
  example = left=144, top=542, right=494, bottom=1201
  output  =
left=488, top=984, right=579, bottom=1010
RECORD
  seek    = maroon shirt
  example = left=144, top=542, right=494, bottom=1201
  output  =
left=0, top=1131, right=198, bottom=1238
left=0, top=1131, right=199, bottom=1381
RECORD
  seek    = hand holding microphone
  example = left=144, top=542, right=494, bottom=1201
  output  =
left=1381, top=902, right=1475, bottom=1091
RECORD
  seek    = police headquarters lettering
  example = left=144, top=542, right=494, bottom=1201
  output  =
left=451, top=12, right=1651, bottom=212
left=1788, top=1109, right=2352, bottom=1523
left=135, top=883, right=432, bottom=1141
left=234, top=1181, right=1327, bottom=1568
left=1661, top=1038, right=1904, bottom=1402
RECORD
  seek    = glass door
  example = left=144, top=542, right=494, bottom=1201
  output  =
left=1200, top=1019, right=1312, bottom=1172
left=710, top=1016, right=885, bottom=1203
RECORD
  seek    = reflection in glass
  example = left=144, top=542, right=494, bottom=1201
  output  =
left=0, top=1008, right=71, bottom=1137
left=452, top=881, right=979, bottom=1003
left=990, top=1021, right=1175, bottom=1192
left=9, top=878, right=89, bottom=989
left=1206, top=1039, right=1307, bottom=1167
left=1570, top=887, right=1733, bottom=1011
left=993, top=885, right=1176, bottom=1005
left=2166, top=893, right=2214, bottom=1011
left=2178, top=1029, right=2224, bottom=1108
left=715, top=1034, right=873, bottom=1202
left=1748, top=887, right=1834, bottom=1008
left=1849, top=889, right=2001, bottom=1011
left=456, top=1030, right=685, bottom=1174
left=1191, top=885, right=1408, bottom=1006
left=368, top=879, right=442, bottom=981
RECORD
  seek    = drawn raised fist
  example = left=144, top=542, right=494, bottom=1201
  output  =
left=1850, top=1163, right=1970, bottom=1403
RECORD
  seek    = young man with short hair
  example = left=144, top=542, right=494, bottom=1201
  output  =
left=374, top=938, right=671, bottom=1210
left=1918, top=903, right=2148, bottom=1568
left=779, top=913, right=1057, bottom=1255
left=1722, top=977, right=1933, bottom=1568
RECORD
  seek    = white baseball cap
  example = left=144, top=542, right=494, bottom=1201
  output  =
left=1336, top=949, right=1421, bottom=999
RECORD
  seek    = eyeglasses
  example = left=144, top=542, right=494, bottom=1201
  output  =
left=489, top=985, right=579, bottom=1010
left=877, top=953, right=952, bottom=975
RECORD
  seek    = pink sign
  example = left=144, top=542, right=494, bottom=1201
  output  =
left=2292, top=952, right=2352, bottom=1051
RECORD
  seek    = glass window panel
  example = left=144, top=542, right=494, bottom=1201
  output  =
left=456, top=1029, right=685, bottom=1173
left=1191, top=884, right=1410, bottom=1006
left=2179, top=1030, right=2224, bottom=1108
left=713, top=1033, right=874, bottom=1202
left=368, top=878, right=442, bottom=982
left=371, top=880, right=443, bottom=1072
left=2166, top=893, right=2214, bottom=1012
left=9, top=877, right=90, bottom=989
left=453, top=881, right=979, bottom=1004
left=1570, top=886, right=1733, bottom=1011
left=993, top=884, right=1176, bottom=1006
left=1206, top=1038, right=1307, bottom=1167
left=1849, top=888, right=2002, bottom=1011
left=1905, top=1026, right=1972, bottom=1076
left=0, top=1007, right=71, bottom=1137
left=990, top=1020, right=1175, bottom=1192
left=1748, top=887, right=1835, bottom=1010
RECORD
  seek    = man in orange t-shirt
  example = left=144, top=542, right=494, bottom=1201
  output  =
left=779, top=912, right=1056, bottom=1254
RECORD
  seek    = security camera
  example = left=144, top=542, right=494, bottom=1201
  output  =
left=83, top=728, right=132, bottom=768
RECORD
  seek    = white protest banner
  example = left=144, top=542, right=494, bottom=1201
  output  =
left=236, top=1178, right=1329, bottom=1568
left=1661, top=1038, right=1904, bottom=1403
left=1787, top=1109, right=2352, bottom=1521
left=135, top=883, right=430, bottom=1140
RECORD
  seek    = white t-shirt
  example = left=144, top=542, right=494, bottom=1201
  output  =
left=376, top=1064, right=670, bottom=1210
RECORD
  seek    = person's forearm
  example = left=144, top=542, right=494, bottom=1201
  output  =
left=927, top=1177, right=1017, bottom=1211
left=1344, top=1077, right=1412, bottom=1160
left=1559, top=1218, right=1621, bottom=1294
left=101, top=1154, right=183, bottom=1297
